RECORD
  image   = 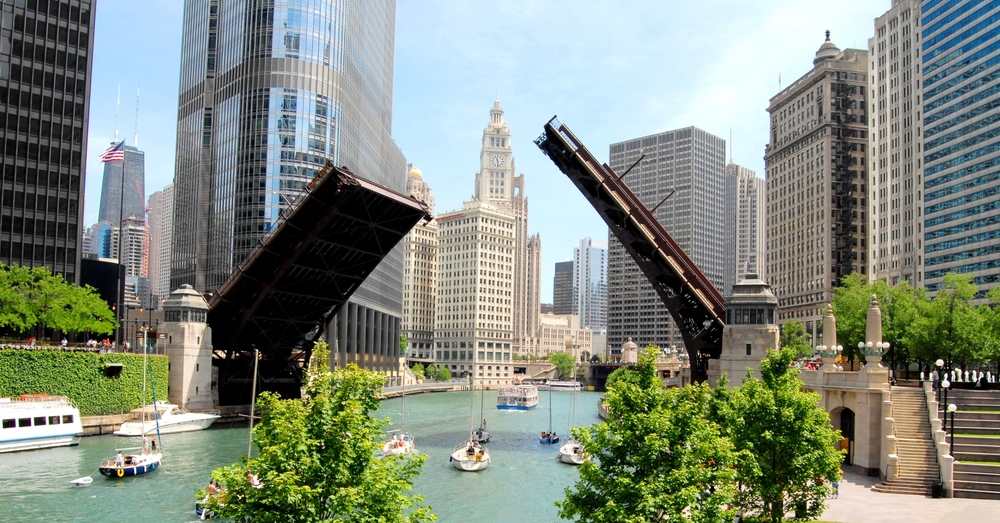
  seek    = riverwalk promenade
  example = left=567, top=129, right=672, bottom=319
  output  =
left=821, top=469, right=1000, bottom=523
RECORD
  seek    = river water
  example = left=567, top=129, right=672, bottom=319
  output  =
left=0, top=390, right=600, bottom=523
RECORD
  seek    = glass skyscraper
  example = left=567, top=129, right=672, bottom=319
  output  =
left=97, top=144, right=145, bottom=224
left=921, top=0, right=1000, bottom=296
left=171, top=0, right=406, bottom=371
left=0, top=0, right=95, bottom=284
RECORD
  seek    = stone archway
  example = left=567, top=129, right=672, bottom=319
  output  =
left=830, top=406, right=856, bottom=465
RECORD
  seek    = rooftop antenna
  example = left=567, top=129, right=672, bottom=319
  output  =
left=729, top=129, right=733, bottom=164
left=114, top=84, right=120, bottom=143
left=133, top=83, right=140, bottom=147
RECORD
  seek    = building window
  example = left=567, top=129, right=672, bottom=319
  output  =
left=746, top=344, right=752, bottom=356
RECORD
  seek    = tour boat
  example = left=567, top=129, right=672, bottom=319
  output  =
left=114, top=401, right=219, bottom=436
left=496, top=384, right=538, bottom=410
left=597, top=396, right=609, bottom=420
left=0, top=395, right=83, bottom=453
left=538, top=381, right=582, bottom=391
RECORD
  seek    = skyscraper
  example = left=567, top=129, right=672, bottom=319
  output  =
left=402, top=166, right=437, bottom=362
left=97, top=144, right=145, bottom=225
left=0, top=1, right=95, bottom=284
left=171, top=1, right=407, bottom=369
left=434, top=199, right=515, bottom=384
left=607, top=127, right=726, bottom=352
left=765, top=33, right=868, bottom=341
left=553, top=261, right=574, bottom=315
left=573, top=237, right=608, bottom=331
left=920, top=1, right=1000, bottom=297
left=147, top=184, right=173, bottom=305
left=723, top=163, right=765, bottom=296
left=473, top=100, right=541, bottom=345
left=869, top=0, right=924, bottom=288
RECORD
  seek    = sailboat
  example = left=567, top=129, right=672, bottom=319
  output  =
left=99, top=340, right=162, bottom=478
left=450, top=375, right=490, bottom=471
left=539, top=386, right=559, bottom=444
left=475, top=378, right=491, bottom=444
left=379, top=372, right=415, bottom=457
left=557, top=367, right=586, bottom=465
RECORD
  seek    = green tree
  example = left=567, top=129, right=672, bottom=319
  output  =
left=548, top=351, right=576, bottom=379
left=778, top=319, right=812, bottom=359
left=831, top=273, right=927, bottom=365
left=906, top=273, right=982, bottom=366
left=433, top=365, right=451, bottom=381
left=411, top=363, right=425, bottom=381
left=557, top=347, right=739, bottom=523
left=714, top=347, right=843, bottom=522
left=982, top=287, right=1000, bottom=365
left=0, top=264, right=38, bottom=332
left=399, top=333, right=408, bottom=353
left=197, top=341, right=433, bottom=523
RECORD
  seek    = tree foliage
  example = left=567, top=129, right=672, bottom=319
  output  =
left=714, top=347, right=843, bottom=523
left=433, top=364, right=451, bottom=382
left=410, top=363, right=425, bottom=381
left=0, top=262, right=116, bottom=336
left=778, top=319, right=812, bottom=359
left=905, top=273, right=984, bottom=366
left=831, top=273, right=925, bottom=364
left=198, top=341, right=433, bottom=523
left=558, top=347, right=739, bottom=523
left=548, top=351, right=576, bottom=379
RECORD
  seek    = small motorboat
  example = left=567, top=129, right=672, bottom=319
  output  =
left=378, top=431, right=416, bottom=458
left=474, top=425, right=491, bottom=444
left=540, top=431, right=560, bottom=445
left=70, top=476, right=93, bottom=487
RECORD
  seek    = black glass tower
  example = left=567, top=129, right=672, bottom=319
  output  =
left=0, top=0, right=94, bottom=284
left=97, top=144, right=146, bottom=224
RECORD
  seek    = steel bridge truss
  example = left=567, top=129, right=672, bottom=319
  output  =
left=207, top=162, right=430, bottom=399
left=535, top=117, right=725, bottom=382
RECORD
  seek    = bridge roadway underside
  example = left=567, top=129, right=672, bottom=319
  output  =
left=207, top=163, right=429, bottom=403
left=535, top=118, right=725, bottom=382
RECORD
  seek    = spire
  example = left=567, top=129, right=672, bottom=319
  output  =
left=114, top=84, right=120, bottom=143
left=729, top=129, right=733, bottom=164
left=133, top=84, right=140, bottom=147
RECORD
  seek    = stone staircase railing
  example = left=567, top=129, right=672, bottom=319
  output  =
left=924, top=381, right=954, bottom=496
left=873, top=386, right=939, bottom=495
left=941, top=389, right=1000, bottom=500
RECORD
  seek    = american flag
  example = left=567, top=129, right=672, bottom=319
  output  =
left=99, top=141, right=125, bottom=163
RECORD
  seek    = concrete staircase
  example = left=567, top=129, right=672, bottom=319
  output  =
left=872, top=387, right=938, bottom=496
left=943, top=389, right=1000, bottom=500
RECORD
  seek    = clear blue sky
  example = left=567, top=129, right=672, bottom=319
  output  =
left=85, top=0, right=889, bottom=303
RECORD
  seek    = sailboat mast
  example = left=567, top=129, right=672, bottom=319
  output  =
left=469, top=375, right=475, bottom=436
left=141, top=338, right=147, bottom=429
left=247, top=347, right=259, bottom=459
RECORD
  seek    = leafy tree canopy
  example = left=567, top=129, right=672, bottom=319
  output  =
left=548, top=351, right=576, bottom=379
left=778, top=319, right=812, bottom=359
left=433, top=365, right=451, bottom=382
left=0, top=262, right=116, bottom=336
left=714, top=347, right=843, bottom=523
left=198, top=341, right=433, bottom=523
left=410, top=363, right=425, bottom=381
left=905, top=273, right=983, bottom=366
left=831, top=273, right=925, bottom=364
left=558, top=347, right=740, bottom=523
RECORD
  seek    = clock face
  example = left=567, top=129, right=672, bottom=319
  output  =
left=491, top=155, right=504, bottom=168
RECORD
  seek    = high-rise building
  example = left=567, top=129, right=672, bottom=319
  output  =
left=920, top=1, right=1000, bottom=297
left=434, top=199, right=515, bottom=385
left=765, top=33, right=868, bottom=342
left=523, top=313, right=593, bottom=361
left=97, top=144, right=145, bottom=224
left=172, top=1, right=407, bottom=373
left=869, top=0, right=924, bottom=288
left=147, top=185, right=173, bottom=306
left=83, top=222, right=114, bottom=259
left=0, top=1, right=95, bottom=284
left=473, top=100, right=541, bottom=345
left=402, top=166, right=437, bottom=362
left=573, top=237, right=608, bottom=330
left=723, top=163, right=765, bottom=296
left=607, top=127, right=726, bottom=351
left=553, top=261, right=574, bottom=315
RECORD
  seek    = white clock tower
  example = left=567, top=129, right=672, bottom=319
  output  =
left=475, top=99, right=515, bottom=201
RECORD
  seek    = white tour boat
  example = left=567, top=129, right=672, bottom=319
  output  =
left=496, top=384, right=539, bottom=410
left=114, top=401, right=219, bottom=436
left=0, top=395, right=83, bottom=453
left=538, top=381, right=583, bottom=391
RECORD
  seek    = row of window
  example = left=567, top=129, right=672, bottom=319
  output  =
left=1, top=414, right=74, bottom=429
left=925, top=152, right=1000, bottom=190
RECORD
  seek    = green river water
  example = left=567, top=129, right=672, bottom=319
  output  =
left=0, top=390, right=601, bottom=523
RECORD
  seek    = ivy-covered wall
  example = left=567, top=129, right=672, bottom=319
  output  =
left=0, top=350, right=168, bottom=416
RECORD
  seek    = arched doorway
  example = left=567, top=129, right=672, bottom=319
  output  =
left=830, top=407, right=856, bottom=465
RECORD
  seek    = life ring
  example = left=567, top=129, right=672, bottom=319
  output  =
left=116, top=468, right=124, bottom=478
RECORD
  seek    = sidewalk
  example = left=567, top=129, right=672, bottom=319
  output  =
left=820, top=470, right=1000, bottom=523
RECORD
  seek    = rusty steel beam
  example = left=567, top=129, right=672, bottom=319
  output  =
left=535, top=117, right=725, bottom=382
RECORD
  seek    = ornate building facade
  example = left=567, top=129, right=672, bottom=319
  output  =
left=402, top=166, right=437, bottom=362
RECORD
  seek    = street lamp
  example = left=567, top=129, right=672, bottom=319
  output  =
left=935, top=359, right=945, bottom=403
left=942, top=377, right=951, bottom=417
left=948, top=403, right=958, bottom=457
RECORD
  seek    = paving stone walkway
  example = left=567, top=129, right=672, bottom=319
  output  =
left=819, top=470, right=1000, bottom=523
